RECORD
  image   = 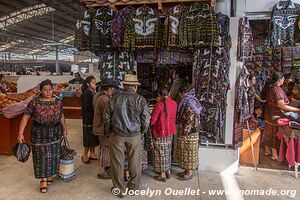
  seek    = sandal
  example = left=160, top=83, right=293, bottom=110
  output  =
left=271, top=156, right=279, bottom=161
left=264, top=152, right=271, bottom=156
left=178, top=175, right=193, bottom=181
left=47, top=178, right=53, bottom=185
left=89, top=157, right=98, bottom=160
left=154, top=176, right=167, bottom=182
left=40, top=180, right=48, bottom=193
left=81, top=156, right=91, bottom=164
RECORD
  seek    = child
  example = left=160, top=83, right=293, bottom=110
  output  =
left=254, top=106, right=265, bottom=130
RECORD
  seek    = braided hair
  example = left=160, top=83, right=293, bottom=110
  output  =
left=157, top=86, right=169, bottom=119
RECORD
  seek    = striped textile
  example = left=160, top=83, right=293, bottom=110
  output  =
left=98, top=144, right=110, bottom=168
left=153, top=136, right=172, bottom=173
left=31, top=124, right=62, bottom=179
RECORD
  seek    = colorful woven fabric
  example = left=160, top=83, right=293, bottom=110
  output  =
left=74, top=9, right=92, bottom=51
left=237, top=17, right=254, bottom=62
left=179, top=3, right=218, bottom=48
left=282, top=46, right=293, bottom=74
left=98, top=143, right=110, bottom=168
left=271, top=0, right=300, bottom=46
left=25, top=96, right=63, bottom=178
left=163, top=4, right=187, bottom=47
left=100, top=51, right=134, bottom=89
left=157, top=48, right=194, bottom=64
left=153, top=136, right=172, bottom=173
left=90, top=7, right=115, bottom=50
left=135, top=50, right=156, bottom=63
left=111, top=6, right=135, bottom=47
left=123, top=5, right=162, bottom=50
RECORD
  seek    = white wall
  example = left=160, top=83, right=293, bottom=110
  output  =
left=236, top=0, right=300, bottom=17
left=216, top=0, right=231, bottom=16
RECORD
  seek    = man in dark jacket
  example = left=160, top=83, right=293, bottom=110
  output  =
left=105, top=75, right=150, bottom=197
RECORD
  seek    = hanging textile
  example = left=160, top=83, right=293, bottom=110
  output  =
left=163, top=4, right=187, bottom=48
left=74, top=9, right=91, bottom=51
left=111, top=6, right=135, bottom=48
left=194, top=13, right=231, bottom=143
left=135, top=50, right=157, bottom=64
left=292, top=46, right=300, bottom=69
left=100, top=52, right=134, bottom=89
left=157, top=49, right=194, bottom=64
left=90, top=7, right=115, bottom=50
left=179, top=3, right=218, bottom=48
left=282, top=46, right=293, bottom=75
left=271, top=0, right=300, bottom=47
left=237, top=17, right=254, bottom=63
left=123, top=5, right=161, bottom=50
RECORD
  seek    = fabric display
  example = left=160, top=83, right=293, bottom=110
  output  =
left=163, top=4, right=187, bottom=48
left=123, top=5, right=162, bottom=50
left=111, top=6, right=135, bottom=48
left=250, top=20, right=270, bottom=46
left=216, top=12, right=231, bottom=48
left=292, top=46, right=300, bottom=69
left=271, top=0, right=300, bottom=47
left=157, top=49, right=194, bottom=64
left=90, top=7, right=115, bottom=50
left=135, top=50, right=157, bottom=64
left=237, top=17, right=254, bottom=63
left=74, top=9, right=92, bottom=51
left=282, top=46, right=293, bottom=74
left=100, top=51, right=134, bottom=88
left=179, top=3, right=218, bottom=48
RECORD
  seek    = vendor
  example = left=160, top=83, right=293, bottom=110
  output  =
left=263, top=72, right=300, bottom=160
left=0, top=74, right=8, bottom=93
left=69, top=72, right=84, bottom=84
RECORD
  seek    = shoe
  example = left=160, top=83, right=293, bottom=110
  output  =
left=166, top=172, right=171, bottom=179
left=264, top=152, right=271, bottom=156
left=89, top=157, right=98, bottom=160
left=97, top=172, right=111, bottom=179
left=176, top=171, right=186, bottom=176
left=178, top=175, right=193, bottom=181
left=271, top=156, right=279, bottom=161
left=124, top=176, right=130, bottom=182
left=40, top=180, right=48, bottom=193
left=81, top=156, right=91, bottom=164
left=154, top=175, right=167, bottom=182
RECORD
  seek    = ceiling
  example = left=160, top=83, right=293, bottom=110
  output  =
left=0, top=0, right=83, bottom=57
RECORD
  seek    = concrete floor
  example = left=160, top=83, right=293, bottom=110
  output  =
left=0, top=119, right=299, bottom=200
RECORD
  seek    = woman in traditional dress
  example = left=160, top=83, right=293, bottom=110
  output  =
left=264, top=72, right=300, bottom=160
left=150, top=86, right=177, bottom=182
left=17, top=79, right=67, bottom=193
left=176, top=85, right=202, bottom=181
left=81, top=76, right=99, bottom=164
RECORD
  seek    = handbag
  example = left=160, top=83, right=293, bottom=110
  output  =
left=58, top=137, right=76, bottom=181
left=13, top=142, right=31, bottom=163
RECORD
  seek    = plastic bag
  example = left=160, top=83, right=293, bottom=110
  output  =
left=13, top=143, right=31, bottom=163
left=61, top=137, right=76, bottom=160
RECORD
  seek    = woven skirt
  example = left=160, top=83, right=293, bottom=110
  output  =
left=83, top=124, right=99, bottom=148
left=263, top=121, right=279, bottom=149
left=177, top=132, right=199, bottom=170
left=153, top=136, right=172, bottom=173
left=30, top=123, right=62, bottom=179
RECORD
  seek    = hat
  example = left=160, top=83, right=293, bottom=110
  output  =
left=122, top=74, right=141, bottom=86
left=100, top=78, right=116, bottom=87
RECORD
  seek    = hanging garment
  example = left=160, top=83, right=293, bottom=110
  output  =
left=271, top=0, right=300, bottom=46
left=216, top=12, right=231, bottom=48
left=123, top=5, right=162, bottom=50
left=282, top=46, right=293, bottom=75
left=292, top=46, right=300, bottom=69
left=163, top=4, right=187, bottom=48
left=111, top=6, right=135, bottom=47
left=179, top=2, right=218, bottom=48
left=157, top=48, right=194, bottom=65
left=90, top=7, right=115, bottom=50
left=237, top=17, right=254, bottom=63
left=74, top=9, right=92, bottom=51
left=135, top=50, right=157, bottom=64
left=100, top=52, right=134, bottom=89
left=272, top=47, right=283, bottom=72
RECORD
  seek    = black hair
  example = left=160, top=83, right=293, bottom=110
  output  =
left=269, top=72, right=284, bottom=88
left=157, top=86, right=169, bottom=119
left=178, top=84, right=189, bottom=95
left=249, top=74, right=256, bottom=81
left=0, top=74, right=4, bottom=80
left=75, top=72, right=81, bottom=77
left=39, top=79, right=53, bottom=90
left=81, top=75, right=95, bottom=93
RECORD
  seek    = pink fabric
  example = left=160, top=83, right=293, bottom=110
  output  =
left=277, top=130, right=300, bottom=167
left=150, top=98, right=177, bottom=138
left=277, top=118, right=291, bottom=126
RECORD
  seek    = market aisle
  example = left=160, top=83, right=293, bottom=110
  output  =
left=0, top=119, right=299, bottom=200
